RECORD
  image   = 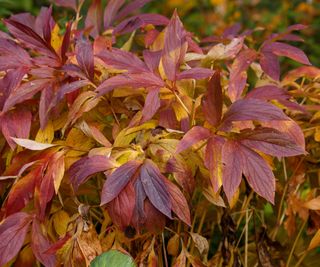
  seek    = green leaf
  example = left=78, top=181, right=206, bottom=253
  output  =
left=91, top=250, right=136, bottom=267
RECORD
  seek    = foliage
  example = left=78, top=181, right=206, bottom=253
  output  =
left=0, top=0, right=319, bottom=266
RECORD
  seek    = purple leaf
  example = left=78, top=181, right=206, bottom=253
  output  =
left=228, top=49, right=257, bottom=102
left=104, top=0, right=125, bottom=28
left=114, top=14, right=169, bottom=35
left=75, top=38, right=94, bottom=80
left=85, top=0, right=103, bottom=37
left=141, top=87, right=160, bottom=123
left=3, top=79, right=51, bottom=113
left=161, top=11, right=187, bottom=81
left=219, top=99, right=289, bottom=131
left=221, top=140, right=242, bottom=202
left=0, top=212, right=32, bottom=266
left=140, top=159, right=172, bottom=218
left=1, top=108, right=32, bottom=149
left=246, top=85, right=289, bottom=101
left=52, top=0, right=77, bottom=10
left=239, top=143, right=275, bottom=203
left=143, top=50, right=162, bottom=72
left=176, top=126, right=211, bottom=153
left=96, top=72, right=165, bottom=96
left=263, top=42, right=311, bottom=65
left=69, top=155, right=115, bottom=190
left=0, top=38, right=32, bottom=71
left=176, top=68, right=213, bottom=80
left=238, top=127, right=305, bottom=157
left=101, top=160, right=142, bottom=205
left=115, top=0, right=152, bottom=21
left=202, top=71, right=223, bottom=126
left=39, top=85, right=54, bottom=129
left=97, top=48, right=148, bottom=73
left=260, top=51, right=280, bottom=80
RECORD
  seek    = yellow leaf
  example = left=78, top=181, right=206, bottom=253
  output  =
left=167, top=234, right=180, bottom=256
left=35, top=120, right=54, bottom=144
left=309, top=229, right=320, bottom=250
left=53, top=210, right=70, bottom=237
left=51, top=24, right=63, bottom=52
left=315, top=126, right=320, bottom=142
left=53, top=152, right=65, bottom=193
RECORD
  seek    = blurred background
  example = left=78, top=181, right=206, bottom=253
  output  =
left=0, top=0, right=319, bottom=65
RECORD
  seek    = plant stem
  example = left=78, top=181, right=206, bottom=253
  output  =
left=286, top=220, right=307, bottom=267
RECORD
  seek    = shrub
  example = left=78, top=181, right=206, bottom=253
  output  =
left=0, top=1, right=319, bottom=266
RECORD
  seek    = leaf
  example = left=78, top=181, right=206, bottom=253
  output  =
left=190, top=233, right=209, bottom=255
left=11, top=137, right=57, bottom=150
left=0, top=212, right=32, bottom=266
left=303, top=197, right=320, bottom=210
left=176, top=126, right=211, bottom=153
left=262, top=42, right=311, bottom=65
left=5, top=166, right=41, bottom=216
left=96, top=73, right=165, bottom=96
left=1, top=108, right=32, bottom=150
left=173, top=248, right=187, bottom=267
left=69, top=155, right=115, bottom=190
left=161, top=11, right=187, bottom=81
left=31, top=219, right=56, bottom=267
left=76, top=38, right=94, bottom=80
left=101, top=160, right=142, bottom=205
left=97, top=48, right=148, bottom=73
left=176, top=68, right=213, bottom=80
left=90, top=249, right=136, bottom=267
left=3, top=79, right=51, bottom=112
left=206, top=37, right=244, bottom=60
left=219, top=99, right=289, bottom=131
left=309, top=229, right=320, bottom=250
left=228, top=49, right=257, bottom=102
left=221, top=140, right=242, bottom=202
left=53, top=0, right=77, bottom=10
left=202, top=71, right=223, bottom=126
left=114, top=0, right=152, bottom=21
left=260, top=52, right=280, bottom=80
left=141, top=87, right=161, bottom=123
left=164, top=179, right=191, bottom=225
left=140, top=159, right=172, bottom=218
left=205, top=136, right=225, bottom=192
left=103, top=0, right=125, bottom=28
left=107, top=182, right=136, bottom=229
left=238, top=127, right=305, bottom=157
left=239, top=143, right=275, bottom=203
left=85, top=0, right=103, bottom=37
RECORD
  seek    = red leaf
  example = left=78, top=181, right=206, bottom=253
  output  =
left=239, top=143, right=275, bottom=203
left=176, top=68, right=213, bottom=80
left=96, top=72, right=165, bottom=96
left=5, top=167, right=41, bottom=216
left=39, top=84, right=54, bottom=129
left=101, top=160, right=142, bottom=205
left=31, top=219, right=56, bottom=267
left=238, top=127, right=305, bottom=157
left=143, top=50, right=162, bottom=72
left=97, top=48, right=148, bottom=73
left=1, top=108, right=32, bottom=149
left=53, top=0, right=77, bottom=10
left=219, top=99, right=289, bottom=131
left=76, top=38, right=94, bottom=80
left=69, top=155, right=115, bottom=190
left=262, top=42, right=311, bottom=65
left=107, top=181, right=136, bottom=229
left=162, top=11, right=187, bottom=81
left=141, top=87, right=161, bottom=123
left=44, top=234, right=71, bottom=255
left=202, top=71, right=223, bottom=126
left=176, top=126, right=211, bottom=153
left=61, top=22, right=72, bottom=63
left=0, top=212, right=32, bottom=266
left=205, top=136, right=225, bottom=192
left=246, top=85, right=289, bottom=101
left=140, top=159, right=172, bottom=218
left=260, top=52, right=280, bottom=80
left=228, top=49, right=257, bottom=102
left=221, top=140, right=242, bottom=202
left=164, top=179, right=191, bottom=226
